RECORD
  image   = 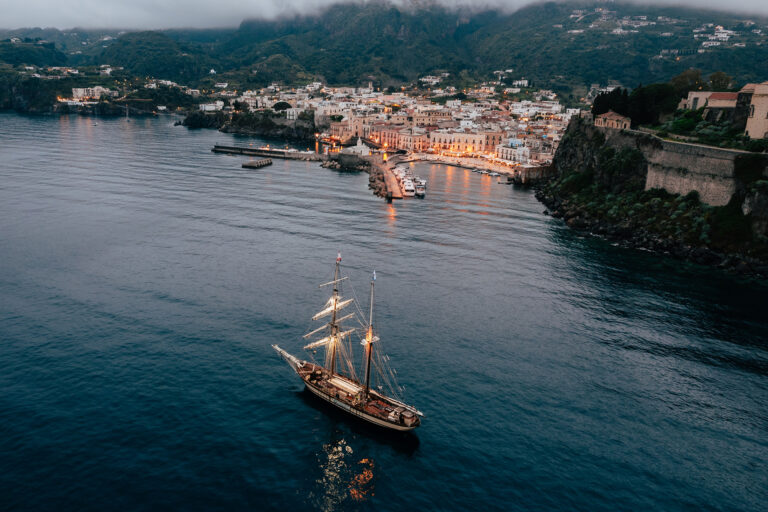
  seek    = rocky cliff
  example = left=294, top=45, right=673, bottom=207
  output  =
left=538, top=117, right=768, bottom=277
left=182, top=110, right=317, bottom=142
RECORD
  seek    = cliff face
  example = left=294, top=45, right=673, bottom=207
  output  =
left=552, top=119, right=649, bottom=195
left=538, top=117, right=768, bottom=277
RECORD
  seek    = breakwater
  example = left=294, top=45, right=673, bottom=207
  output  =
left=211, top=144, right=326, bottom=161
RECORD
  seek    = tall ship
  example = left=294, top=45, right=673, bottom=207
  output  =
left=273, top=255, right=423, bottom=431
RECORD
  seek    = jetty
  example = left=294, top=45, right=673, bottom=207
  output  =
left=242, top=158, right=272, bottom=169
left=383, top=167, right=404, bottom=199
left=212, top=144, right=326, bottom=161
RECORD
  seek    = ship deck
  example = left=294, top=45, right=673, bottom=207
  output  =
left=296, top=361, right=419, bottom=429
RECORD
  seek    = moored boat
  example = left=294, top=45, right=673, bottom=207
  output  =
left=403, top=179, right=416, bottom=197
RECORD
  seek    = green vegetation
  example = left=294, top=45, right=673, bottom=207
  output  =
left=97, top=32, right=214, bottom=82
left=0, top=73, right=74, bottom=112
left=182, top=110, right=226, bottom=129
left=0, top=41, right=66, bottom=67
left=272, top=101, right=291, bottom=111
left=126, top=85, right=199, bottom=110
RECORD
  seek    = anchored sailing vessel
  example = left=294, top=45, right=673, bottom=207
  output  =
left=273, top=255, right=422, bottom=431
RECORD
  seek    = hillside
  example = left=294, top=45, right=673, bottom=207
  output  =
left=96, top=31, right=214, bottom=81
left=200, top=1, right=768, bottom=88
left=2, top=1, right=768, bottom=88
left=0, top=40, right=66, bottom=67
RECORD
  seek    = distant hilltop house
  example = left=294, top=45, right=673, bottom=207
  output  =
left=594, top=111, right=631, bottom=130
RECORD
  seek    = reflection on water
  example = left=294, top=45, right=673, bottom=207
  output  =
left=310, top=436, right=376, bottom=510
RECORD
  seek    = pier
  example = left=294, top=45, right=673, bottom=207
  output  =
left=382, top=167, right=404, bottom=199
left=242, top=158, right=273, bottom=169
left=212, top=144, right=327, bottom=161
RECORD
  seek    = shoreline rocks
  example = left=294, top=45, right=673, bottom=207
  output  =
left=535, top=187, right=768, bottom=280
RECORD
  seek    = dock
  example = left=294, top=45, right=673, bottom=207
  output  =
left=212, top=144, right=326, bottom=161
left=383, top=168, right=403, bottom=199
left=242, top=158, right=272, bottom=169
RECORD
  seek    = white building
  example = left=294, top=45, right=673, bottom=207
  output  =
left=200, top=101, right=224, bottom=112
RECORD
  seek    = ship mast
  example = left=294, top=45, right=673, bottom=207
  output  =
left=304, top=254, right=356, bottom=377
left=328, top=256, right=341, bottom=375
left=364, top=271, right=376, bottom=397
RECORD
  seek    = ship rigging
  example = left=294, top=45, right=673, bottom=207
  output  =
left=273, top=256, right=422, bottom=431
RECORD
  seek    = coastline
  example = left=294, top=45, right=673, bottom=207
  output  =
left=536, top=186, right=768, bottom=279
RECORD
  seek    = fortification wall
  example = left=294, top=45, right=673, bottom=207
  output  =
left=600, top=128, right=756, bottom=206
left=644, top=139, right=746, bottom=206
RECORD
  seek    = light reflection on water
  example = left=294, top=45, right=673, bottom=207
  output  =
left=310, top=437, right=376, bottom=510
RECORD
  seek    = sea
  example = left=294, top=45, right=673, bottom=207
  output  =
left=0, top=113, right=766, bottom=511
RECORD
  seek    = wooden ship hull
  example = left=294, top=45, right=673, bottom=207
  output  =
left=273, top=345, right=421, bottom=431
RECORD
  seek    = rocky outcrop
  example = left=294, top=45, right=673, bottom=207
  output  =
left=538, top=117, right=768, bottom=278
left=182, top=110, right=317, bottom=142
left=321, top=154, right=371, bottom=173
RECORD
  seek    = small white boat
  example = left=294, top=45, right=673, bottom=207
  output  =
left=403, top=179, right=416, bottom=197
left=489, top=172, right=500, bottom=177
left=415, top=185, right=426, bottom=198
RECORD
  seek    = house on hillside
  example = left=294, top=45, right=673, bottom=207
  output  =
left=594, top=111, right=630, bottom=129
left=702, top=92, right=738, bottom=122
left=745, top=82, right=768, bottom=139
left=679, top=91, right=713, bottom=110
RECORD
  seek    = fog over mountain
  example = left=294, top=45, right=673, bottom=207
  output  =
left=2, top=0, right=768, bottom=30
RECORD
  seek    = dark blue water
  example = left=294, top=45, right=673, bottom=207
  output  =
left=1, top=114, right=766, bottom=511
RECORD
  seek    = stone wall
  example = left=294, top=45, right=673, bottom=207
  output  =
left=643, top=139, right=746, bottom=206
left=599, top=127, right=762, bottom=206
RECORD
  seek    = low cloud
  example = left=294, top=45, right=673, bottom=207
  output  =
left=2, top=1, right=768, bottom=30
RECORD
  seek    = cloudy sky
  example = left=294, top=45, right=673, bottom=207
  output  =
left=2, top=0, right=767, bottom=30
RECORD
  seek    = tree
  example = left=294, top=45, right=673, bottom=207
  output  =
left=709, top=71, right=732, bottom=92
left=592, top=88, right=629, bottom=116
left=273, top=101, right=291, bottom=111
left=627, top=83, right=678, bottom=125
left=669, top=69, right=706, bottom=96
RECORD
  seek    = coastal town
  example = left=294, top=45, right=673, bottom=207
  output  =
left=54, top=73, right=579, bottom=177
